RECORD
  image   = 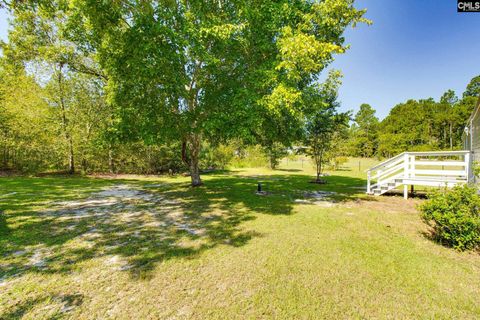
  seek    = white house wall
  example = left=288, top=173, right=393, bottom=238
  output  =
left=472, top=108, right=480, bottom=163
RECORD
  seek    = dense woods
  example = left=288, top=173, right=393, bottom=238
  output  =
left=347, top=76, right=479, bottom=158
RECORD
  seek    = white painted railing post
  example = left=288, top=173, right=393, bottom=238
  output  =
left=404, top=153, right=409, bottom=179
left=403, top=153, right=409, bottom=199
left=410, top=154, right=416, bottom=178
left=367, top=171, right=371, bottom=194
left=465, top=152, right=471, bottom=182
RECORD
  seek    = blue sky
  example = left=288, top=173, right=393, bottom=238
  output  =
left=0, top=8, right=8, bottom=43
left=327, top=0, right=480, bottom=119
left=1, top=2, right=479, bottom=119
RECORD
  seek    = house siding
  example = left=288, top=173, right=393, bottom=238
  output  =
left=464, top=99, right=480, bottom=163
left=463, top=99, right=480, bottom=183
left=473, top=110, right=480, bottom=163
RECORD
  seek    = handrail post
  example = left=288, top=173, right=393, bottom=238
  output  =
left=367, top=171, right=371, bottom=194
left=403, top=153, right=409, bottom=199
left=411, top=154, right=415, bottom=178
left=404, top=153, right=409, bottom=179
left=465, top=152, right=471, bottom=182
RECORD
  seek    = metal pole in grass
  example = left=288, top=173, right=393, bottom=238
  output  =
left=256, top=182, right=266, bottom=195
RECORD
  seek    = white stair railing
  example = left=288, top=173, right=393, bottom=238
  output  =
left=367, top=151, right=472, bottom=196
left=367, top=152, right=405, bottom=194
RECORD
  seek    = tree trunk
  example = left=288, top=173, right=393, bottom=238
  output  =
left=188, top=133, right=202, bottom=187
left=2, top=146, right=7, bottom=169
left=68, top=136, right=75, bottom=174
left=316, top=150, right=323, bottom=182
left=81, top=156, right=87, bottom=173
left=57, top=63, right=75, bottom=174
left=316, top=164, right=322, bottom=182
left=443, top=125, right=447, bottom=148
left=184, top=64, right=202, bottom=186
left=108, top=148, right=115, bottom=174
left=449, top=123, right=453, bottom=150
left=314, top=154, right=321, bottom=182
left=270, top=155, right=276, bottom=170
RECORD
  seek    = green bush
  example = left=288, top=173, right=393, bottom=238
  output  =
left=263, top=142, right=288, bottom=169
left=474, top=161, right=480, bottom=178
left=420, top=184, right=480, bottom=251
left=330, top=156, right=349, bottom=171
left=229, top=145, right=268, bottom=168
left=201, top=144, right=234, bottom=170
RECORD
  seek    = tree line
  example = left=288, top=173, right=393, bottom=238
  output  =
left=346, top=76, right=480, bottom=158
left=0, top=0, right=369, bottom=185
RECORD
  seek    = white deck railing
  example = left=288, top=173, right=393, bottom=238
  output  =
left=367, top=151, right=472, bottom=197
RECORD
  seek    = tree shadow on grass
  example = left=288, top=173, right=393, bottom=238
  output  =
left=0, top=211, right=10, bottom=236
left=0, top=172, right=367, bottom=281
left=381, top=189, right=428, bottom=199
left=0, top=293, right=83, bottom=320
left=274, top=168, right=302, bottom=172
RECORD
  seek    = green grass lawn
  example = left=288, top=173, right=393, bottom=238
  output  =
left=1, top=158, right=480, bottom=319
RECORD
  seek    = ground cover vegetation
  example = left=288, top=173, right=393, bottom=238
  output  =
left=2, top=159, right=480, bottom=319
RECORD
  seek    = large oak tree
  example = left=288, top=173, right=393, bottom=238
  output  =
left=5, top=0, right=368, bottom=185
left=68, top=0, right=368, bottom=186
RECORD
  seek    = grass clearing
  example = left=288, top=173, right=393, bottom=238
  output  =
left=1, top=158, right=480, bottom=319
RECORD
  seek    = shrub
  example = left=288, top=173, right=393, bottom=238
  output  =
left=263, top=142, right=288, bottom=169
left=229, top=145, right=268, bottom=168
left=330, top=156, right=349, bottom=171
left=201, top=144, right=234, bottom=170
left=420, top=184, right=480, bottom=251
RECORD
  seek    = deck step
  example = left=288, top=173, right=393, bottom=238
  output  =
left=369, top=179, right=401, bottom=196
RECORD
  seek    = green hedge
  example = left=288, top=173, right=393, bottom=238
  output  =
left=420, top=184, right=480, bottom=251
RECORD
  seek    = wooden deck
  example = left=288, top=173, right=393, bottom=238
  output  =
left=367, top=151, right=473, bottom=199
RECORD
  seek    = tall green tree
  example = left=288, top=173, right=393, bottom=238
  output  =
left=376, top=89, right=474, bottom=158
left=64, top=75, right=110, bottom=172
left=0, top=62, right=59, bottom=171
left=351, top=103, right=378, bottom=157
left=257, top=106, right=303, bottom=169
left=70, top=0, right=368, bottom=186
left=5, top=0, right=107, bottom=173
left=377, top=99, right=438, bottom=157
left=303, top=71, right=349, bottom=183
left=437, top=90, right=459, bottom=150
left=463, top=75, right=480, bottom=98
